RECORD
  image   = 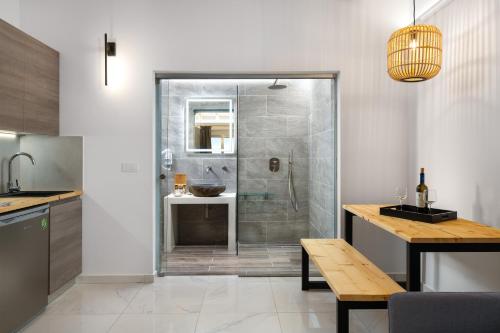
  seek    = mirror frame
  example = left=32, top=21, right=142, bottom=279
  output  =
left=185, top=98, right=236, bottom=154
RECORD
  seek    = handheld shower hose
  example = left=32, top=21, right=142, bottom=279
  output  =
left=288, top=150, right=299, bottom=212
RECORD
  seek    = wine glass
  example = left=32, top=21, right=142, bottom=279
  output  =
left=394, top=186, right=408, bottom=210
left=425, top=189, right=437, bottom=213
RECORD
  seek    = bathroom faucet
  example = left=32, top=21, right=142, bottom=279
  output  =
left=7, top=152, right=36, bottom=193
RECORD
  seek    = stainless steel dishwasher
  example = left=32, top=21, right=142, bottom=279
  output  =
left=0, top=204, right=49, bottom=333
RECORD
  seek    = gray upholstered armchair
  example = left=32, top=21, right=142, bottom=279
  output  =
left=389, top=292, right=500, bottom=333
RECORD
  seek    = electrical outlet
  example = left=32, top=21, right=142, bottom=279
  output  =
left=121, top=162, right=138, bottom=173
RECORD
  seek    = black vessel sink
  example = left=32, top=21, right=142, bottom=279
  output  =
left=189, top=183, right=226, bottom=197
left=0, top=191, right=73, bottom=198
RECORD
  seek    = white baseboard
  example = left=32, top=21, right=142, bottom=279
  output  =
left=385, top=273, right=436, bottom=292
left=387, top=272, right=406, bottom=282
left=422, top=283, right=435, bottom=292
left=77, top=274, right=155, bottom=284
left=49, top=278, right=77, bottom=303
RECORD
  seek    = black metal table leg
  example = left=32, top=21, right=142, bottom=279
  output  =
left=337, top=301, right=349, bottom=333
left=405, top=242, right=500, bottom=291
left=406, top=243, right=421, bottom=291
left=302, top=246, right=309, bottom=291
left=345, top=210, right=353, bottom=245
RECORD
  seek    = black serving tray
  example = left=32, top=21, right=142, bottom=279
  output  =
left=380, top=205, right=457, bottom=223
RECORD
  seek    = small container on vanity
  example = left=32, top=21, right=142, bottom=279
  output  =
left=174, top=173, right=187, bottom=196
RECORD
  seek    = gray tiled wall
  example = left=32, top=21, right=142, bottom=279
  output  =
left=160, top=80, right=238, bottom=245
left=308, top=79, right=336, bottom=238
left=238, top=80, right=311, bottom=244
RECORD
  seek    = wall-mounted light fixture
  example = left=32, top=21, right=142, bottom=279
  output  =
left=104, top=33, right=116, bottom=86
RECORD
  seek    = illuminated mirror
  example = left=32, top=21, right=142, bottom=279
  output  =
left=185, top=98, right=236, bottom=154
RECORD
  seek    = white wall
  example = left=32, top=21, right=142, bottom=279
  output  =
left=0, top=0, right=20, bottom=27
left=412, top=0, right=500, bottom=291
left=18, top=0, right=414, bottom=276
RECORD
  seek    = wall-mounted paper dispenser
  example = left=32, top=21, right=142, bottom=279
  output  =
left=162, top=148, right=173, bottom=171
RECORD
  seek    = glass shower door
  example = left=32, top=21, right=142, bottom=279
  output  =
left=236, top=78, right=337, bottom=241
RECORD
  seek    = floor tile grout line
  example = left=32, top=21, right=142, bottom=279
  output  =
left=269, top=277, right=285, bottom=333
left=193, top=277, right=212, bottom=333
left=105, top=283, right=144, bottom=333
left=268, top=276, right=279, bottom=314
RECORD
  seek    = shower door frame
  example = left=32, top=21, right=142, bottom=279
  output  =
left=154, top=72, right=340, bottom=275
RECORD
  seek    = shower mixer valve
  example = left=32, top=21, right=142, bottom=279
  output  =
left=269, top=158, right=280, bottom=173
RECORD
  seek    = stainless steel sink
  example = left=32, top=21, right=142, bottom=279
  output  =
left=0, top=191, right=73, bottom=198
left=189, top=183, right=226, bottom=197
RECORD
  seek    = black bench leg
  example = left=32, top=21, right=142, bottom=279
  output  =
left=345, top=210, right=353, bottom=245
left=302, top=246, right=309, bottom=291
left=302, top=245, right=330, bottom=290
left=337, top=301, right=349, bottom=333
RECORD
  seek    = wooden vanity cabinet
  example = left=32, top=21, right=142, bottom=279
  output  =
left=49, top=197, right=82, bottom=294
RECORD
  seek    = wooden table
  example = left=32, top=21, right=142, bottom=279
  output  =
left=343, top=204, right=500, bottom=291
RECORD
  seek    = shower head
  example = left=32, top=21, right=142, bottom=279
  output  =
left=268, top=79, right=287, bottom=90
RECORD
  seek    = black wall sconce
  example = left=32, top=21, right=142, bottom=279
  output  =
left=104, top=33, right=116, bottom=86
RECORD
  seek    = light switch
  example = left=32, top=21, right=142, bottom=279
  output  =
left=121, top=162, right=138, bottom=173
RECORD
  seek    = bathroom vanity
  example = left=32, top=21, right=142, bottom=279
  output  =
left=165, top=193, right=236, bottom=253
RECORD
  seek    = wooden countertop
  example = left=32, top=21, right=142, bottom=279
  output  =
left=0, top=190, right=82, bottom=214
left=343, top=204, right=500, bottom=244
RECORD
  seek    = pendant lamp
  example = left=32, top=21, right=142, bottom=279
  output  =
left=387, top=0, right=442, bottom=82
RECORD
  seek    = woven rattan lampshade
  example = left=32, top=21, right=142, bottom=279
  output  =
left=387, top=24, right=442, bottom=82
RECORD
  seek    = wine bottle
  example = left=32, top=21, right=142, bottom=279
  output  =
left=416, top=168, right=428, bottom=211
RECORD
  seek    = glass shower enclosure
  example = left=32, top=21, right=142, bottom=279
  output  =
left=156, top=75, right=337, bottom=276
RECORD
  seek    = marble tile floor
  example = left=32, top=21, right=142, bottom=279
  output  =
left=162, top=244, right=321, bottom=276
left=21, top=276, right=389, bottom=333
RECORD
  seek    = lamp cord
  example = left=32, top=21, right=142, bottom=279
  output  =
left=413, top=0, right=416, bottom=25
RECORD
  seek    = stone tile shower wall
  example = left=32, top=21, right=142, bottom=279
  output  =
left=160, top=80, right=237, bottom=245
left=308, top=79, right=336, bottom=238
left=160, top=79, right=335, bottom=246
left=238, top=80, right=311, bottom=244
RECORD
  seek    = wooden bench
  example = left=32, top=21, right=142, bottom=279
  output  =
left=301, top=239, right=405, bottom=333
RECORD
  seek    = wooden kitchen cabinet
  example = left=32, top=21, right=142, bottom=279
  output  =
left=0, top=19, right=27, bottom=132
left=24, top=37, right=59, bottom=135
left=0, top=19, right=59, bottom=135
left=49, top=197, right=82, bottom=294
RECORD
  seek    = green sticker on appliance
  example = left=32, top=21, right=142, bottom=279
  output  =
left=41, top=218, right=48, bottom=231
